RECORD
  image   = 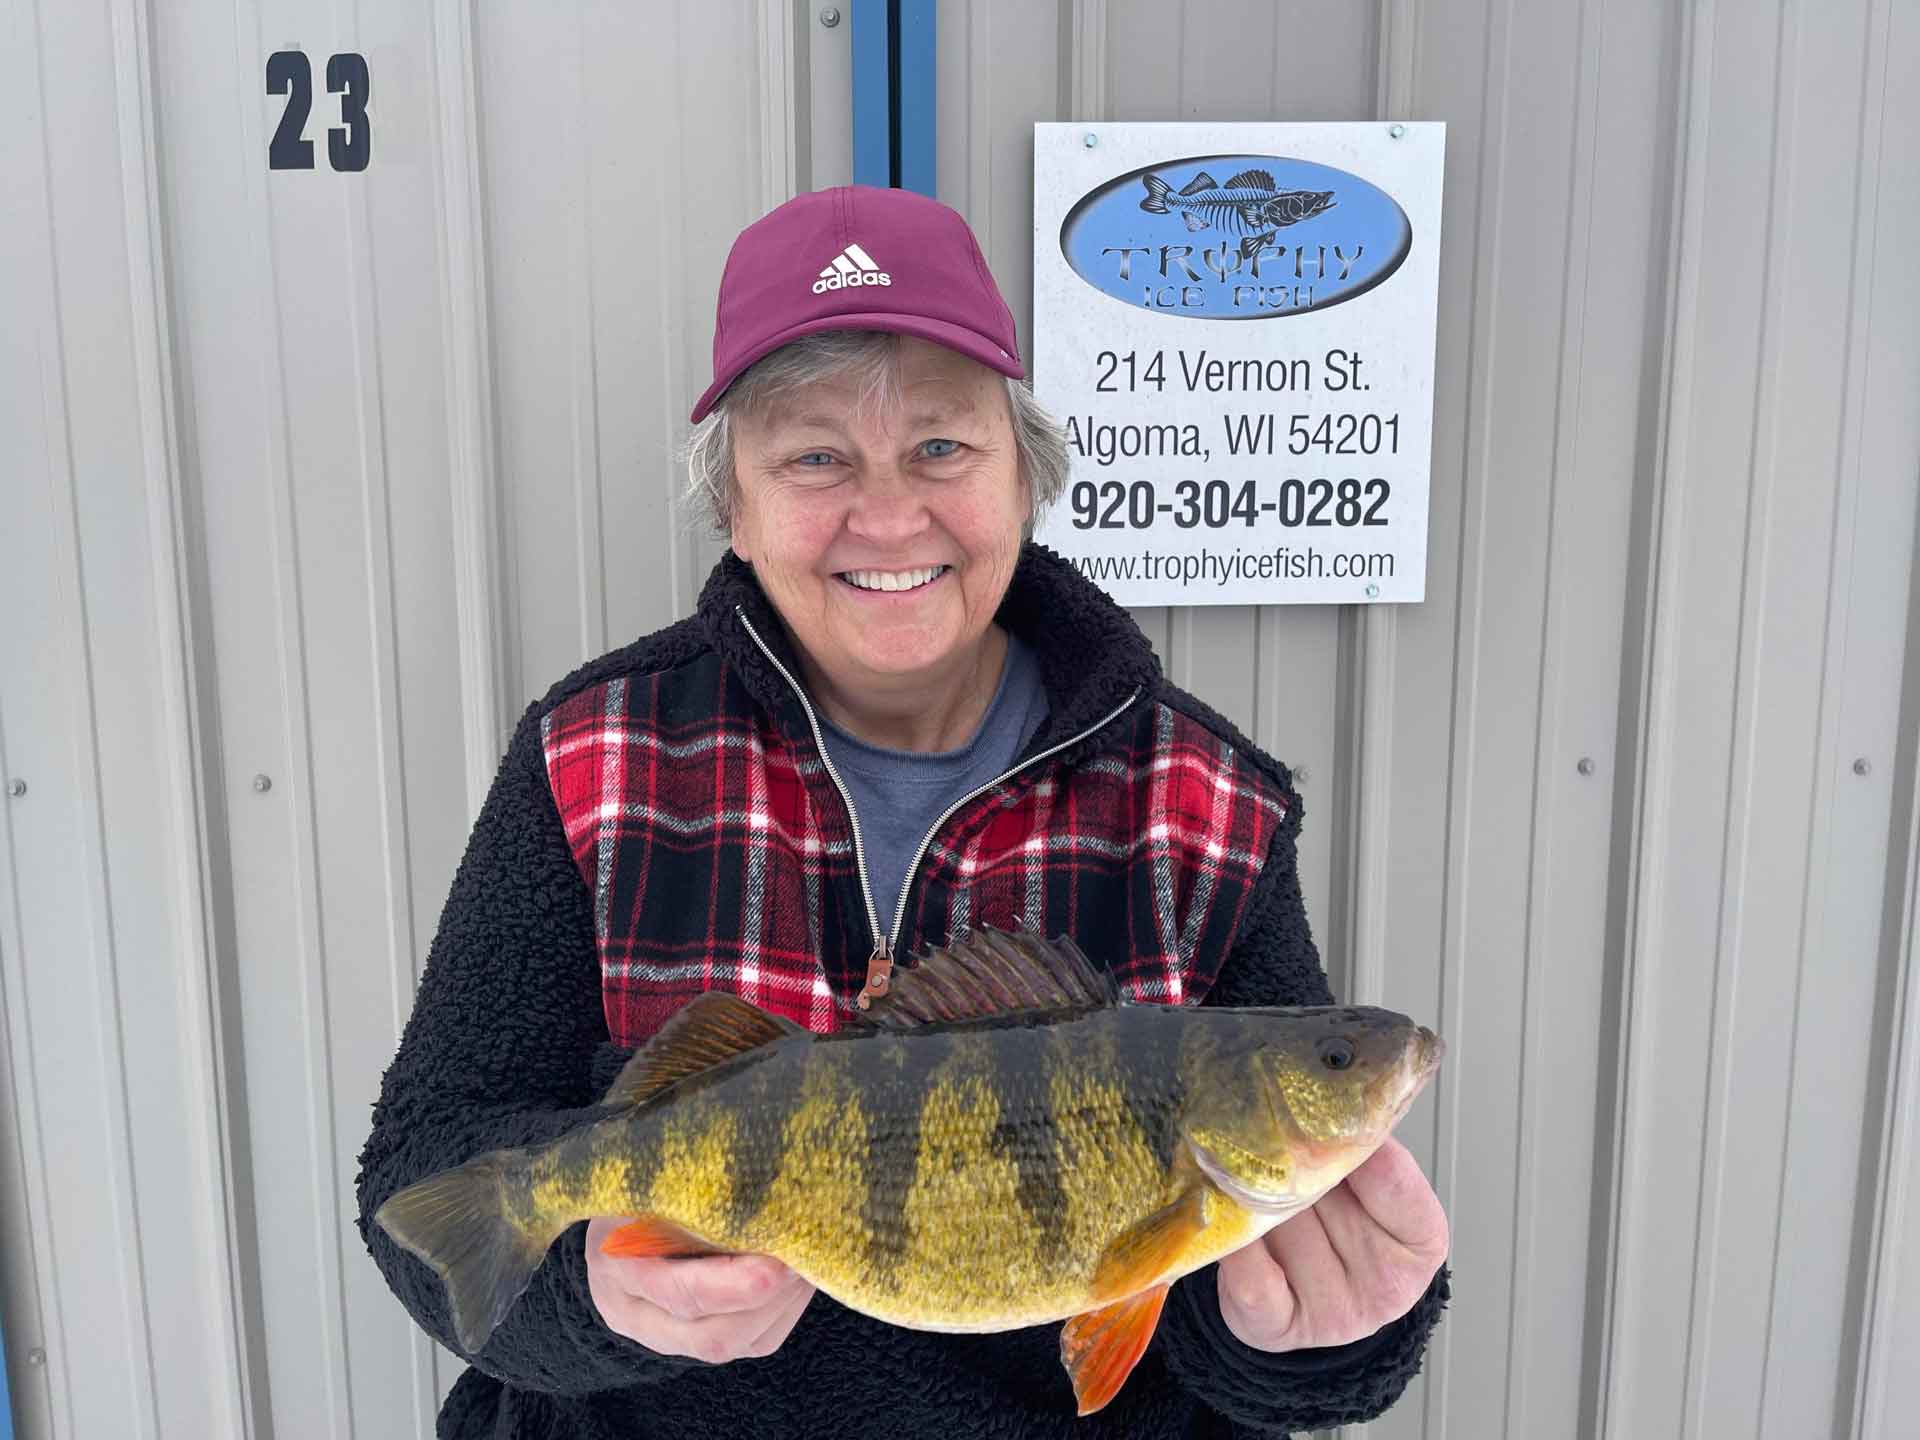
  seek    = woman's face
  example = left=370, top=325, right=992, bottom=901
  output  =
left=728, top=337, right=1027, bottom=694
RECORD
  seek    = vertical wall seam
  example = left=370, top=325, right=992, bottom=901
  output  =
left=235, top=0, right=354, bottom=1429
left=658, top=2, right=695, bottom=620
left=1504, top=0, right=1607, bottom=1434
left=335, top=0, right=432, bottom=1428
left=6, top=8, right=100, bottom=1429
left=1756, top=0, right=1884, bottom=1418
left=1846, top=0, right=1909, bottom=1431
left=759, top=0, right=799, bottom=209
left=430, top=0, right=510, bottom=804
left=1347, top=5, right=1423, bottom=1440
left=1678, top=4, right=1798, bottom=1435
left=107, top=0, right=253, bottom=1430
left=569, top=11, right=607, bottom=664
left=34, top=0, right=166, bottom=1430
left=1598, top=0, right=1711, bottom=1425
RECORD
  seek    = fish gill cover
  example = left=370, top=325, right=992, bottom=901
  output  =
left=1060, top=153, right=1413, bottom=320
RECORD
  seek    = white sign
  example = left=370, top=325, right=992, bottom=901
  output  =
left=1031, top=122, right=1445, bottom=606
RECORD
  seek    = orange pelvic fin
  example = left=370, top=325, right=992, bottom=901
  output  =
left=1060, top=1283, right=1171, bottom=1416
left=599, top=1216, right=725, bottom=1260
left=1087, top=1185, right=1209, bottom=1303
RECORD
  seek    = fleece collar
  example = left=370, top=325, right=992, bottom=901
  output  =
left=695, top=543, right=1162, bottom=751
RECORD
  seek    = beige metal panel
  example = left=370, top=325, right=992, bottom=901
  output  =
left=1607, top=1, right=1920, bottom=1437
left=149, top=1, right=479, bottom=1432
left=1852, top=12, right=1920, bottom=1434
left=480, top=1, right=785, bottom=708
left=1361, top=2, right=1679, bottom=1437
left=0, top=0, right=253, bottom=1435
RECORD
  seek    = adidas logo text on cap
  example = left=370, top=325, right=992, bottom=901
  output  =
left=812, top=242, right=892, bottom=294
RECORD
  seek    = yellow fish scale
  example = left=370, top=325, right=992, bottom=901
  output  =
left=730, top=1056, right=876, bottom=1279
left=892, top=1070, right=1051, bottom=1326
left=629, top=1103, right=742, bottom=1237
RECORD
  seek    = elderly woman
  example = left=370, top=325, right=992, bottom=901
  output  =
left=358, top=185, right=1449, bottom=1438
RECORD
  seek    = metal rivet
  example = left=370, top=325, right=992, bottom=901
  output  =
left=252, top=774, right=273, bottom=793
left=27, top=1347, right=46, bottom=1366
left=1853, top=757, right=1871, bottom=776
left=1577, top=757, right=1595, bottom=776
left=1389, top=123, right=1407, bottom=139
left=819, top=6, right=840, bottom=26
left=6, top=779, right=23, bottom=797
left=1293, top=766, right=1310, bottom=785
left=1365, top=583, right=1380, bottom=599
left=1083, top=132, right=1099, bottom=148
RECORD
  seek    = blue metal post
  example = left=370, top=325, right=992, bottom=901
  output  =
left=851, top=0, right=892, bottom=187
left=895, top=1, right=937, bottom=196
left=0, top=1306, right=15, bottom=1440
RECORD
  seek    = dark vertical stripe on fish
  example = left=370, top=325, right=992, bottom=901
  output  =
left=724, top=1042, right=809, bottom=1234
left=988, top=1026, right=1068, bottom=1259
left=1111, top=1009, right=1185, bottom=1173
left=857, top=1029, right=948, bottom=1284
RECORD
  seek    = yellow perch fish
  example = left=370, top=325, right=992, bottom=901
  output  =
left=376, top=927, right=1442, bottom=1415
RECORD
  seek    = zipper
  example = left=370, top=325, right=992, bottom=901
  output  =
left=735, top=605, right=1140, bottom=1008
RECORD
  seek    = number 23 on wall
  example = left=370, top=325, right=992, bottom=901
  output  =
left=267, top=50, right=369, bottom=172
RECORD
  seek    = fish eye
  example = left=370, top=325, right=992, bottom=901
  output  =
left=1317, top=1038, right=1356, bottom=1071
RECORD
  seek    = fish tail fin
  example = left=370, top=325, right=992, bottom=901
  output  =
left=1139, top=174, right=1171, bottom=213
left=374, top=1151, right=559, bottom=1356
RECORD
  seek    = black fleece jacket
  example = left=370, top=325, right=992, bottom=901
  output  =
left=355, top=545, right=1449, bottom=1438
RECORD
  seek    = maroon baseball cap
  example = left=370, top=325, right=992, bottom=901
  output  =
left=690, top=184, right=1025, bottom=423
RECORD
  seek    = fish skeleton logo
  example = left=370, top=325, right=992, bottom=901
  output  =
left=813, top=242, right=892, bottom=294
left=1058, top=153, right=1412, bottom=320
left=1139, top=167, right=1336, bottom=260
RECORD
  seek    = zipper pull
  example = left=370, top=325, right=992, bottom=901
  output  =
left=856, top=942, right=893, bottom=1011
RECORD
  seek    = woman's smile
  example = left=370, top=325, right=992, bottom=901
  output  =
left=835, top=564, right=951, bottom=594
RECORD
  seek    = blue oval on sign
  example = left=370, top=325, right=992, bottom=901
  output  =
left=1060, top=154, right=1411, bottom=319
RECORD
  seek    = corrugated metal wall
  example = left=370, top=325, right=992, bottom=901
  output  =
left=3, top=2, right=1917, bottom=1437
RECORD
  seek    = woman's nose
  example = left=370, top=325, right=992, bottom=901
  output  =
left=846, top=472, right=931, bottom=543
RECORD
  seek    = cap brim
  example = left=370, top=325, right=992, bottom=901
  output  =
left=689, top=312, right=1026, bottom=423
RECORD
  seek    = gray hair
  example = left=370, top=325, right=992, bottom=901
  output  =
left=679, top=330, right=1070, bottom=536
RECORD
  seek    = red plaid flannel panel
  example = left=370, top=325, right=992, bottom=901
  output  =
left=908, top=701, right=1288, bottom=1005
left=541, top=667, right=862, bottom=1047
left=544, top=668, right=1289, bottom=1047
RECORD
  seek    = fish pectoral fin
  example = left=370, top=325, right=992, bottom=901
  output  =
left=1088, top=1186, right=1210, bottom=1304
left=599, top=1215, right=728, bottom=1260
left=1224, top=168, right=1276, bottom=191
left=602, top=992, right=806, bottom=1109
left=1060, top=1285, right=1171, bottom=1417
left=1178, top=171, right=1218, bottom=196
left=1182, top=211, right=1210, bottom=232
left=1240, top=231, right=1275, bottom=260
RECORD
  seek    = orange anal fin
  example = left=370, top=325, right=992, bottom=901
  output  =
left=1060, top=1283, right=1170, bottom=1416
left=599, top=1216, right=725, bottom=1260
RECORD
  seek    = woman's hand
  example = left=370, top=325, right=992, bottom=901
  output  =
left=1215, top=1137, right=1448, bottom=1352
left=585, top=1216, right=816, bottom=1363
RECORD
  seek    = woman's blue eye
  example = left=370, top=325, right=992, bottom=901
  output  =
left=921, top=438, right=961, bottom=459
left=795, top=451, right=836, bottom=467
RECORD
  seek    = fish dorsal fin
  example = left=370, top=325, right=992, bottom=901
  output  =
left=1177, top=171, right=1218, bottom=196
left=1224, top=167, right=1275, bottom=190
left=868, top=924, right=1120, bottom=1031
left=602, top=992, right=805, bottom=1108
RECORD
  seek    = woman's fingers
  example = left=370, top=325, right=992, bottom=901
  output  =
left=738, top=1272, right=817, bottom=1358
left=582, top=1216, right=815, bottom=1363
left=1337, top=1137, right=1451, bottom=1258
left=1216, top=1221, right=1302, bottom=1350
left=619, top=1252, right=803, bottom=1322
